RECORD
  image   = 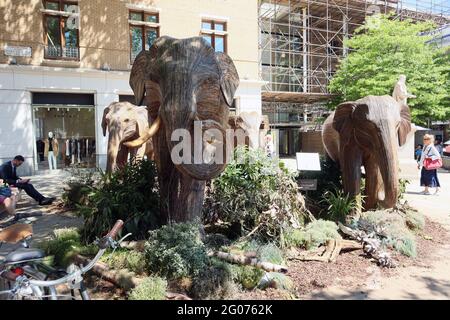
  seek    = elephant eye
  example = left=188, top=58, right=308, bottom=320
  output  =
left=124, top=119, right=130, bottom=122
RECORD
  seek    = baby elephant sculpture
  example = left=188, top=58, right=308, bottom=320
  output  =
left=124, top=36, right=240, bottom=223
left=102, top=102, right=154, bottom=173
left=228, top=112, right=269, bottom=149
left=322, top=95, right=412, bottom=210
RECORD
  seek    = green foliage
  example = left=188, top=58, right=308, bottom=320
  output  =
left=205, top=146, right=308, bottom=243
left=283, top=220, right=341, bottom=250
left=258, top=272, right=294, bottom=292
left=100, top=249, right=146, bottom=275
left=360, top=210, right=417, bottom=257
left=190, top=260, right=237, bottom=300
left=320, top=188, right=361, bottom=223
left=38, top=228, right=96, bottom=267
left=231, top=265, right=265, bottom=290
left=75, top=159, right=160, bottom=243
left=403, top=208, right=425, bottom=231
left=62, top=167, right=98, bottom=208
left=257, top=243, right=285, bottom=265
left=128, top=276, right=167, bottom=300
left=398, top=179, right=410, bottom=201
left=144, top=222, right=209, bottom=280
left=329, top=14, right=449, bottom=125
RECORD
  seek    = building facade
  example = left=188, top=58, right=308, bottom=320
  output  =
left=258, top=0, right=450, bottom=159
left=0, top=0, right=262, bottom=175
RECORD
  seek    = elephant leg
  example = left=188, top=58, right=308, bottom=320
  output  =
left=363, top=156, right=383, bottom=210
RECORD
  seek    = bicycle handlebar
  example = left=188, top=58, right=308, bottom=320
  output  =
left=106, top=220, right=124, bottom=240
left=16, top=220, right=125, bottom=289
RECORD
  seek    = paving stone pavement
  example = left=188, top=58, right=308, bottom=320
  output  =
left=0, top=170, right=83, bottom=259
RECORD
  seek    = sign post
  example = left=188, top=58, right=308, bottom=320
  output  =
left=296, top=152, right=321, bottom=191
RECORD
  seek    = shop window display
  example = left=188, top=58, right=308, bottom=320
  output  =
left=33, top=107, right=96, bottom=171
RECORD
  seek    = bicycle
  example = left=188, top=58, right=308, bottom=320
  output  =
left=0, top=219, right=126, bottom=300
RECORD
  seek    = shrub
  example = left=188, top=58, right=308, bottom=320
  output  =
left=62, top=167, right=98, bottom=208
left=128, top=276, right=167, bottom=300
left=320, top=188, right=361, bottom=223
left=283, top=220, right=341, bottom=250
left=398, top=179, right=410, bottom=202
left=190, top=260, right=237, bottom=300
left=75, top=159, right=160, bottom=243
left=258, top=272, right=294, bottom=292
left=38, top=228, right=96, bottom=267
left=231, top=265, right=265, bottom=290
left=100, top=249, right=146, bottom=275
left=204, top=146, right=309, bottom=243
left=360, top=210, right=418, bottom=257
left=144, top=222, right=209, bottom=280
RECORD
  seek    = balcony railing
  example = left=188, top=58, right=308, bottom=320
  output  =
left=45, top=45, right=80, bottom=60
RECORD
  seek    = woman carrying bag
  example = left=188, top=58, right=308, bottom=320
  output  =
left=418, top=134, right=442, bottom=195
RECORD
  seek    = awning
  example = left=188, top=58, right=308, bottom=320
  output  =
left=414, top=125, right=432, bottom=131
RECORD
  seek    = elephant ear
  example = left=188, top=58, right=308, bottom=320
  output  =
left=215, top=52, right=240, bottom=107
left=398, top=102, right=412, bottom=146
left=130, top=51, right=152, bottom=106
left=101, top=106, right=110, bottom=137
left=332, top=102, right=356, bottom=133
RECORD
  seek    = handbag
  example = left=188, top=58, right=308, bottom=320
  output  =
left=0, top=186, right=12, bottom=197
left=423, top=147, right=443, bottom=170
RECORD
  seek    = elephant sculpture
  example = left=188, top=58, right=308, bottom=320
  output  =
left=322, top=95, right=412, bottom=210
left=228, top=112, right=269, bottom=149
left=102, top=102, right=154, bottom=173
left=124, top=36, right=239, bottom=223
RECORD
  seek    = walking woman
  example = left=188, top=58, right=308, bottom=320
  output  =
left=418, top=134, right=442, bottom=195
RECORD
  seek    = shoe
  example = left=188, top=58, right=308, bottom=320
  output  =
left=420, top=190, right=431, bottom=195
left=39, top=198, right=54, bottom=206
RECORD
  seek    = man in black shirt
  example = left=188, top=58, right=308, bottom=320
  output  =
left=0, top=155, right=54, bottom=205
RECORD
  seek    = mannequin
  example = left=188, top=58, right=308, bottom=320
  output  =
left=44, top=131, right=59, bottom=170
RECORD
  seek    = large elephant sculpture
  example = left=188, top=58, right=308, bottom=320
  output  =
left=322, top=95, right=412, bottom=210
left=124, top=36, right=239, bottom=223
left=102, top=102, right=154, bottom=173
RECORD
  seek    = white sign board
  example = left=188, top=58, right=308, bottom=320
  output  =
left=4, top=45, right=32, bottom=57
left=296, top=152, right=321, bottom=171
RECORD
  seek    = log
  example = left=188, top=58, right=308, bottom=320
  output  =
left=293, top=239, right=361, bottom=263
left=74, top=254, right=193, bottom=300
left=208, top=251, right=288, bottom=273
left=73, top=254, right=142, bottom=291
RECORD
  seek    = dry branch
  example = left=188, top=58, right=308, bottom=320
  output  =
left=338, top=222, right=396, bottom=268
left=208, top=251, right=288, bottom=273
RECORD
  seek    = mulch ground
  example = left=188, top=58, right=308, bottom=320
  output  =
left=233, top=217, right=449, bottom=300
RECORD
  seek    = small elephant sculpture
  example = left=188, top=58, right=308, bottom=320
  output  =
left=102, top=102, right=154, bottom=173
left=322, top=95, right=412, bottom=210
left=228, top=112, right=269, bottom=149
left=124, top=36, right=240, bottom=223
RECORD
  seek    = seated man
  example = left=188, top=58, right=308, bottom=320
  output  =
left=0, top=155, right=54, bottom=206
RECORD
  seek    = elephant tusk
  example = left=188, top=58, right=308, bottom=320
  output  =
left=124, top=116, right=161, bottom=148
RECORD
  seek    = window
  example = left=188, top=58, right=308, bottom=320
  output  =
left=201, top=20, right=227, bottom=53
left=43, top=0, right=80, bottom=60
left=129, top=11, right=159, bottom=63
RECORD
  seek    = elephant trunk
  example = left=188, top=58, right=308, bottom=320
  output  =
left=377, top=123, right=399, bottom=208
left=164, top=103, right=228, bottom=181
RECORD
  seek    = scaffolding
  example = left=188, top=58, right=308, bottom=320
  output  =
left=259, top=0, right=450, bottom=99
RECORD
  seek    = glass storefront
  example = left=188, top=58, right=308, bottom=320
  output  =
left=33, top=106, right=96, bottom=171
